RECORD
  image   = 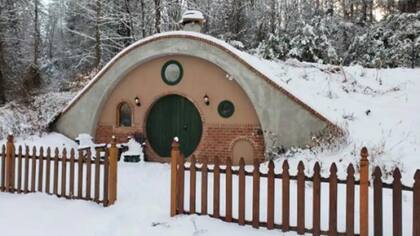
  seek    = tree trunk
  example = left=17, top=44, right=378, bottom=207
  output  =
left=95, top=0, right=102, bottom=68
left=270, top=0, right=276, bottom=34
left=33, top=0, right=40, bottom=66
left=140, top=0, right=146, bottom=37
left=342, top=0, right=349, bottom=20
left=154, top=0, right=161, bottom=33
left=0, top=41, right=6, bottom=104
left=124, top=0, right=134, bottom=43
left=362, top=0, right=368, bottom=22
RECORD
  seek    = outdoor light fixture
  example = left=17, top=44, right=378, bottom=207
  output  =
left=203, top=94, right=210, bottom=106
left=135, top=97, right=141, bottom=107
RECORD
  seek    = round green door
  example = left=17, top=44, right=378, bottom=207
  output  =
left=146, top=95, right=203, bottom=157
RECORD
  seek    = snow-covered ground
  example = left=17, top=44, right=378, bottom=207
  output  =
left=247, top=58, right=420, bottom=186
left=0, top=133, right=415, bottom=236
left=0, top=134, right=301, bottom=236
left=0, top=48, right=419, bottom=235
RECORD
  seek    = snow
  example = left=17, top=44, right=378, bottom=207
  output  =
left=0, top=134, right=415, bottom=235
left=121, top=137, right=144, bottom=160
left=0, top=31, right=419, bottom=235
left=76, top=133, right=95, bottom=149
left=181, top=10, right=205, bottom=21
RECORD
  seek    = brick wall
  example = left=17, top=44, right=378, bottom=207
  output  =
left=95, top=123, right=265, bottom=165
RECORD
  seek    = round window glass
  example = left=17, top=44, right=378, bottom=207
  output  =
left=218, top=100, right=235, bottom=118
left=161, top=60, right=183, bottom=85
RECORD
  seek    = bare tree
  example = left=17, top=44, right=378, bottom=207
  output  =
left=154, top=0, right=161, bottom=33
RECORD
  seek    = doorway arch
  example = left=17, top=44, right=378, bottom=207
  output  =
left=146, top=94, right=203, bottom=158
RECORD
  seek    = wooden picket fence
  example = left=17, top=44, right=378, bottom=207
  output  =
left=170, top=140, right=420, bottom=236
left=0, top=134, right=118, bottom=206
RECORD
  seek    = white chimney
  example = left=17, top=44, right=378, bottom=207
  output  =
left=179, top=10, right=205, bottom=33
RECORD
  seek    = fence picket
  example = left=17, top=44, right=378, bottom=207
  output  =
left=31, top=146, right=37, bottom=192
left=297, top=161, right=305, bottom=234
left=37, top=147, right=44, bottom=192
left=24, top=146, right=29, bottom=193
left=178, top=154, right=184, bottom=214
left=189, top=155, right=196, bottom=214
left=213, top=156, right=220, bottom=218
left=85, top=149, right=92, bottom=200
left=267, top=160, right=275, bottom=230
left=413, top=170, right=420, bottom=236
left=94, top=149, right=100, bottom=202
left=282, top=160, right=290, bottom=232
left=69, top=149, right=75, bottom=198
left=45, top=148, right=51, bottom=194
left=238, top=158, right=245, bottom=226
left=393, top=168, right=402, bottom=236
left=346, top=164, right=355, bottom=236
left=53, top=148, right=59, bottom=195
left=225, top=156, right=233, bottom=222
left=373, top=167, right=383, bottom=236
left=1, top=145, right=5, bottom=191
left=329, top=163, right=338, bottom=236
left=61, top=149, right=67, bottom=197
left=252, top=159, right=260, bottom=229
left=77, top=149, right=84, bottom=198
left=17, top=146, right=22, bottom=193
left=6, top=136, right=15, bottom=192
left=201, top=157, right=208, bottom=215
left=313, top=162, right=321, bottom=236
left=103, top=150, right=109, bottom=206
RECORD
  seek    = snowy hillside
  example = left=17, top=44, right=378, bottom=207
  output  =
left=0, top=91, right=76, bottom=140
left=0, top=58, right=419, bottom=235
left=253, top=58, right=420, bottom=185
left=0, top=57, right=419, bottom=182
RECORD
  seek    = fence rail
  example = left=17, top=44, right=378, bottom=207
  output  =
left=170, top=140, right=420, bottom=236
left=0, top=134, right=118, bottom=207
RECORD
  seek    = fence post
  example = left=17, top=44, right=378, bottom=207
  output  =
left=107, top=136, right=118, bottom=206
left=5, top=134, right=15, bottom=192
left=170, top=138, right=180, bottom=217
left=360, top=147, right=369, bottom=236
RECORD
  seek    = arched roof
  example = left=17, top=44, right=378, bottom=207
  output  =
left=55, top=31, right=338, bottom=147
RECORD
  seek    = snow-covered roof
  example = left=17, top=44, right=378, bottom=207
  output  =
left=180, top=10, right=205, bottom=23
left=61, top=31, right=335, bottom=128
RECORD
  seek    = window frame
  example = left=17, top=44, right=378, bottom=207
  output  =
left=116, top=101, right=134, bottom=127
left=161, top=60, right=184, bottom=86
left=218, top=100, right=235, bottom=118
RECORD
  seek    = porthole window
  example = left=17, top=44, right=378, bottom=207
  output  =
left=161, top=60, right=183, bottom=85
left=118, top=102, right=132, bottom=127
left=218, top=100, right=235, bottom=118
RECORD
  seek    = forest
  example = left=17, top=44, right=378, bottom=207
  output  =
left=0, top=0, right=419, bottom=105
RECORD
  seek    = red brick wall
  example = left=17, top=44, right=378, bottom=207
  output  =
left=95, top=123, right=265, bottom=165
left=197, top=124, right=265, bottom=164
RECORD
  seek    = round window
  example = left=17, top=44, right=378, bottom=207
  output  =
left=218, top=100, right=235, bottom=118
left=161, top=60, right=183, bottom=85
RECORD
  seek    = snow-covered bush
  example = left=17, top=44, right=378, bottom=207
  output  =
left=254, top=33, right=290, bottom=60
left=0, top=91, right=75, bottom=139
left=346, top=12, right=420, bottom=68
left=288, top=17, right=340, bottom=65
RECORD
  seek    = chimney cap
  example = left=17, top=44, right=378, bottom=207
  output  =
left=180, top=10, right=205, bottom=25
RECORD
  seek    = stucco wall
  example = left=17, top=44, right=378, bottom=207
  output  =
left=95, top=55, right=264, bottom=163
left=54, top=33, right=330, bottom=160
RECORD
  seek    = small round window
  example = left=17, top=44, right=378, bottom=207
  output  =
left=218, top=100, right=235, bottom=118
left=161, top=60, right=183, bottom=85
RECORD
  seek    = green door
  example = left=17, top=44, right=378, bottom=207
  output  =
left=146, top=95, right=202, bottom=157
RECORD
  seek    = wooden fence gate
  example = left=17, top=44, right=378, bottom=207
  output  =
left=0, top=134, right=118, bottom=206
left=170, top=140, right=420, bottom=236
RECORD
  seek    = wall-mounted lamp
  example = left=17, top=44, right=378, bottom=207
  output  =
left=134, top=97, right=141, bottom=107
left=203, top=94, right=210, bottom=106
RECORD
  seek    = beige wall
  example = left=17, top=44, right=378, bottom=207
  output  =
left=96, top=55, right=264, bottom=163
